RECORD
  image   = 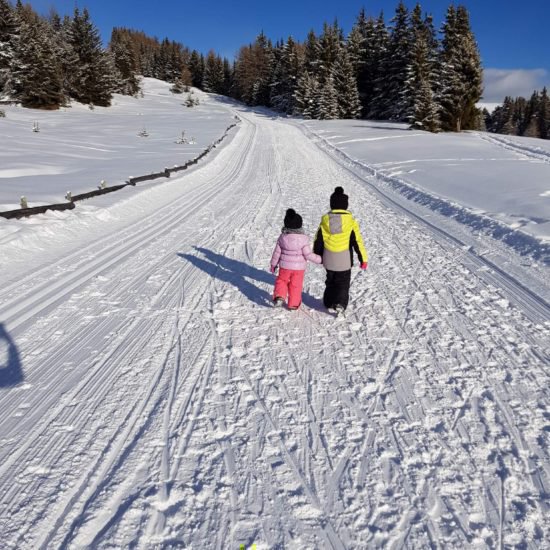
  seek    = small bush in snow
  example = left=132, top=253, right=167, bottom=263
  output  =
left=170, top=79, right=184, bottom=94
left=0, top=109, right=5, bottom=118
left=185, top=92, right=199, bottom=108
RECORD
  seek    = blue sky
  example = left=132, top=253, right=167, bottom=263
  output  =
left=29, top=0, right=550, bottom=102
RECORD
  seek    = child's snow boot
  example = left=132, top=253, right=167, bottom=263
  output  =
left=273, top=297, right=284, bottom=307
left=334, top=304, right=345, bottom=317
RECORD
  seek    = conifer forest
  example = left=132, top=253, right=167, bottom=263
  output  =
left=1, top=0, right=548, bottom=138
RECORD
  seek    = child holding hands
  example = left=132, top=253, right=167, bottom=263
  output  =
left=270, top=209, right=322, bottom=310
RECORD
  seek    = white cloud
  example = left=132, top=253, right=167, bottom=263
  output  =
left=482, top=68, right=550, bottom=103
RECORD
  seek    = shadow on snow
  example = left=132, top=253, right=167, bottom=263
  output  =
left=0, top=323, right=23, bottom=388
left=178, top=247, right=324, bottom=311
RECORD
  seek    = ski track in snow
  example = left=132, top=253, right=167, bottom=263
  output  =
left=0, top=106, right=549, bottom=549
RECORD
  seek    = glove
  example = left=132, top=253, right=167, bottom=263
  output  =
left=360, top=262, right=368, bottom=270
left=270, top=265, right=277, bottom=274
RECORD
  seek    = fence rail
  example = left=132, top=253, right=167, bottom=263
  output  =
left=0, top=201, right=75, bottom=220
left=0, top=120, right=240, bottom=220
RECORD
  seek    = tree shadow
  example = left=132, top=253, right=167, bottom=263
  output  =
left=177, top=247, right=324, bottom=311
left=0, top=323, right=23, bottom=388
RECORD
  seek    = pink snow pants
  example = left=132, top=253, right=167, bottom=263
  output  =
left=273, top=267, right=305, bottom=308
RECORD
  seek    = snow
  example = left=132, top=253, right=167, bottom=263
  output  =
left=0, top=93, right=549, bottom=548
left=302, top=120, right=550, bottom=244
left=0, top=78, right=235, bottom=209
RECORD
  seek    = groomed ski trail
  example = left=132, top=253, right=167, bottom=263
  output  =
left=0, top=107, right=548, bottom=549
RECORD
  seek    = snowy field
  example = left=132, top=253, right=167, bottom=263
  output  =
left=301, top=120, right=550, bottom=244
left=0, top=78, right=235, bottom=209
left=0, top=93, right=549, bottom=549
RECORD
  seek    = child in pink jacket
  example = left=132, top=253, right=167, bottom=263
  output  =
left=270, top=209, right=322, bottom=309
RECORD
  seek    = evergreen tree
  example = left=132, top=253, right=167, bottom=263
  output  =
left=303, top=29, right=320, bottom=76
left=70, top=8, right=115, bottom=106
left=381, top=2, right=413, bottom=120
left=188, top=50, right=204, bottom=88
left=408, top=4, right=440, bottom=131
left=364, top=12, right=389, bottom=118
left=318, top=72, right=339, bottom=119
left=0, top=0, right=17, bottom=95
left=333, top=48, right=361, bottom=118
left=110, top=29, right=140, bottom=95
left=50, top=14, right=80, bottom=101
left=293, top=71, right=320, bottom=119
left=318, top=20, right=343, bottom=81
left=203, top=50, right=224, bottom=93
left=439, top=5, right=482, bottom=131
left=270, top=36, right=301, bottom=113
left=222, top=58, right=233, bottom=95
left=347, top=10, right=366, bottom=76
left=347, top=9, right=372, bottom=116
left=234, top=32, right=274, bottom=106
left=11, top=9, right=63, bottom=108
left=523, top=91, right=540, bottom=137
left=539, top=87, right=550, bottom=139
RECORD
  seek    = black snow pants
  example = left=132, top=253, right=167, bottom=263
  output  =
left=323, top=269, right=352, bottom=310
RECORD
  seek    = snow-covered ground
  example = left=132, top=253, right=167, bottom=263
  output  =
left=0, top=78, right=235, bottom=209
left=0, top=94, right=549, bottom=549
left=301, top=120, right=550, bottom=246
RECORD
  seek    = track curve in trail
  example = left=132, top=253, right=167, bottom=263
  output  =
left=0, top=105, right=548, bottom=549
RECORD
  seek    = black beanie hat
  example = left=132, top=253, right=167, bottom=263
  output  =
left=330, top=186, right=349, bottom=210
left=284, top=208, right=303, bottom=229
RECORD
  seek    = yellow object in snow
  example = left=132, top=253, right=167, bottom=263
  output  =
left=315, top=209, right=367, bottom=271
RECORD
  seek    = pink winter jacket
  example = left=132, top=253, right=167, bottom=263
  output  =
left=271, top=230, right=322, bottom=271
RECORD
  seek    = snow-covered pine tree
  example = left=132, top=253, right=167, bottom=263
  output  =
left=411, top=74, right=440, bottom=132
left=0, top=0, right=17, bottom=96
left=188, top=50, right=204, bottom=89
left=153, top=38, right=170, bottom=81
left=539, top=87, right=550, bottom=139
left=222, top=58, right=233, bottom=95
left=47, top=13, right=80, bottom=103
left=347, top=9, right=371, bottom=116
left=381, top=1, right=413, bottom=121
left=203, top=50, right=225, bottom=93
left=253, top=32, right=274, bottom=106
left=439, top=5, right=482, bottom=132
left=110, top=29, right=140, bottom=96
left=408, top=4, right=440, bottom=131
left=270, top=36, right=301, bottom=113
left=303, top=30, right=320, bottom=77
left=11, top=8, right=64, bottom=108
left=318, top=20, right=343, bottom=84
left=318, top=72, right=339, bottom=119
left=522, top=90, right=540, bottom=138
left=293, top=71, right=320, bottom=119
left=333, top=48, right=361, bottom=119
left=365, top=12, right=389, bottom=119
left=346, top=10, right=367, bottom=77
left=170, top=78, right=185, bottom=94
left=70, top=8, right=115, bottom=106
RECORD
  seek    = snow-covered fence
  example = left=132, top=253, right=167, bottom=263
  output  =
left=0, top=119, right=240, bottom=220
left=71, top=182, right=134, bottom=202
left=0, top=201, right=75, bottom=220
left=127, top=120, right=239, bottom=183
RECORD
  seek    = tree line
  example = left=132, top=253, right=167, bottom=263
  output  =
left=0, top=0, right=120, bottom=107
left=1, top=0, right=486, bottom=134
left=484, top=89, right=550, bottom=140
left=230, top=3, right=483, bottom=132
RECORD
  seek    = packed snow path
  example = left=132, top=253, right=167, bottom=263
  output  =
left=0, top=108, right=549, bottom=549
